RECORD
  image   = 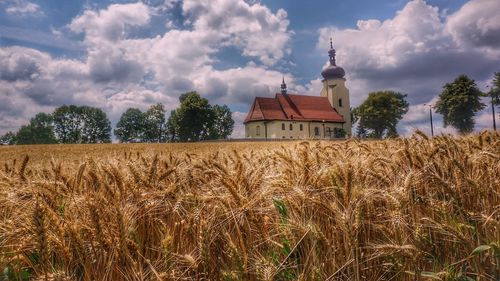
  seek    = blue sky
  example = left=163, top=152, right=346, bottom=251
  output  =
left=0, top=0, right=499, bottom=137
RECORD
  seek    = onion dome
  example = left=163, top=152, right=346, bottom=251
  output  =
left=321, top=38, right=345, bottom=79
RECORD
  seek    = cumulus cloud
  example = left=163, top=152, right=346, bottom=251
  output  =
left=70, top=2, right=151, bottom=43
left=4, top=0, right=43, bottom=16
left=1, top=0, right=498, bottom=138
left=0, top=47, right=43, bottom=81
left=183, top=0, right=290, bottom=65
left=447, top=0, right=500, bottom=50
left=0, top=0, right=292, bottom=137
left=316, top=0, right=500, bottom=134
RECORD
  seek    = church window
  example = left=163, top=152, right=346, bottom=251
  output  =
left=256, top=125, right=260, bottom=136
left=339, top=98, right=343, bottom=107
left=289, top=124, right=293, bottom=130
left=300, top=124, right=303, bottom=131
left=282, top=123, right=285, bottom=130
left=314, top=127, right=320, bottom=136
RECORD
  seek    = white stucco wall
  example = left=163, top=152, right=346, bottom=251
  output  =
left=245, top=120, right=345, bottom=139
left=320, top=78, right=352, bottom=136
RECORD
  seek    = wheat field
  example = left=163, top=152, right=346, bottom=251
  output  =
left=0, top=132, right=498, bottom=280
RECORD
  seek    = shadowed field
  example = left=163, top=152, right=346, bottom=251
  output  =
left=0, top=132, right=499, bottom=280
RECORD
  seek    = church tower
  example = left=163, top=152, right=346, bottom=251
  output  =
left=320, top=38, right=351, bottom=136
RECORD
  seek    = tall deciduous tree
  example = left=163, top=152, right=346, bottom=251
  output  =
left=353, top=91, right=409, bottom=138
left=80, top=106, right=112, bottom=143
left=53, top=105, right=82, bottom=143
left=169, top=92, right=213, bottom=142
left=209, top=104, right=234, bottom=139
left=143, top=103, right=167, bottom=143
left=15, top=113, right=57, bottom=144
left=167, top=92, right=234, bottom=142
left=114, top=108, right=145, bottom=143
left=435, top=75, right=485, bottom=134
left=53, top=105, right=111, bottom=143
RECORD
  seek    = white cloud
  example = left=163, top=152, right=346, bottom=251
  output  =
left=182, top=0, right=291, bottom=65
left=1, top=0, right=498, bottom=139
left=5, top=0, right=43, bottom=16
left=447, top=0, right=500, bottom=50
left=231, top=111, right=247, bottom=138
left=315, top=0, right=500, bottom=136
left=0, top=0, right=292, bottom=137
left=70, top=2, right=151, bottom=43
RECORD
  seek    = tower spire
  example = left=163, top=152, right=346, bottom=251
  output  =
left=328, top=37, right=336, bottom=66
left=321, top=38, right=345, bottom=79
left=281, top=76, right=287, bottom=95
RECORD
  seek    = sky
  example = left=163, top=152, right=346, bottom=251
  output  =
left=0, top=0, right=499, bottom=138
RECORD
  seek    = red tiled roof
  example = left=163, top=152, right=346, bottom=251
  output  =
left=244, top=93, right=344, bottom=123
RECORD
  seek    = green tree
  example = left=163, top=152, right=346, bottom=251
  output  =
left=80, top=106, right=112, bottom=143
left=143, top=103, right=167, bottom=143
left=168, top=92, right=213, bottom=142
left=53, top=105, right=83, bottom=143
left=435, top=74, right=485, bottom=134
left=209, top=104, right=234, bottom=139
left=114, top=108, right=145, bottom=143
left=0, top=131, right=16, bottom=145
left=353, top=91, right=409, bottom=138
left=166, top=92, right=235, bottom=142
left=53, top=105, right=111, bottom=143
left=15, top=113, right=57, bottom=144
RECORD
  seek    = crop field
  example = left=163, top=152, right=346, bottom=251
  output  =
left=0, top=132, right=498, bottom=280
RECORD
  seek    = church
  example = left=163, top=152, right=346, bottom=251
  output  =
left=244, top=39, right=351, bottom=139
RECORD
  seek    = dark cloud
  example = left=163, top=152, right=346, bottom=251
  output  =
left=0, top=51, right=41, bottom=81
left=203, top=77, right=228, bottom=100
left=352, top=50, right=498, bottom=104
left=88, top=53, right=144, bottom=83
left=235, top=83, right=271, bottom=104
left=165, top=76, right=194, bottom=93
left=23, top=79, right=75, bottom=106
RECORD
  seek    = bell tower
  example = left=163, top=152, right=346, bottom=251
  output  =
left=320, top=38, right=351, bottom=136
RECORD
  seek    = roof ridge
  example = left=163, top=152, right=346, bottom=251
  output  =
left=280, top=93, right=303, bottom=119
left=245, top=93, right=344, bottom=124
left=275, top=93, right=289, bottom=119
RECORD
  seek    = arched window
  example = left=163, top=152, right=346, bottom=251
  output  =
left=338, top=98, right=343, bottom=107
left=314, top=127, right=320, bottom=136
left=299, top=124, right=303, bottom=131
left=289, top=124, right=293, bottom=130
left=256, top=125, right=260, bottom=136
left=282, top=123, right=285, bottom=130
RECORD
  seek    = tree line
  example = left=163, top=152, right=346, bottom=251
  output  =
left=0, top=91, right=234, bottom=145
left=352, top=72, right=500, bottom=138
left=1, top=72, right=498, bottom=144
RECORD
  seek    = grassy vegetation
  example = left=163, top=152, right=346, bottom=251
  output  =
left=0, top=131, right=498, bottom=280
